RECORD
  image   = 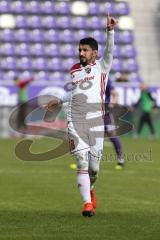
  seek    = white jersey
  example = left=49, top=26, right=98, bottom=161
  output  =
left=63, top=30, right=114, bottom=122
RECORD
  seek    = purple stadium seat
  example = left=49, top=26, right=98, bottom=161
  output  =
left=88, top=2, right=100, bottom=15
left=17, top=57, right=32, bottom=70
left=1, top=57, right=16, bottom=70
left=27, top=16, right=41, bottom=28
left=56, top=17, right=71, bottom=29
left=113, top=2, right=130, bottom=16
left=93, top=31, right=106, bottom=43
left=19, top=71, right=33, bottom=79
left=119, top=31, right=134, bottom=44
left=74, top=30, right=88, bottom=42
left=16, top=15, right=27, bottom=28
left=11, top=1, right=25, bottom=13
left=25, top=1, right=40, bottom=13
left=30, top=43, right=45, bottom=56
left=0, top=1, right=11, bottom=13
left=0, top=0, right=140, bottom=85
left=36, top=71, right=49, bottom=81
left=120, top=45, right=137, bottom=58
left=55, top=2, right=71, bottom=14
left=122, top=59, right=139, bottom=72
left=128, top=72, right=142, bottom=82
left=41, top=16, right=57, bottom=29
left=87, top=17, right=104, bottom=29
left=29, top=29, right=44, bottom=42
left=100, top=2, right=114, bottom=15
left=14, top=29, right=29, bottom=42
left=45, top=29, right=59, bottom=42
left=0, top=70, right=4, bottom=80
left=111, top=58, right=122, bottom=72
left=71, top=17, right=86, bottom=29
left=0, top=29, right=14, bottom=41
left=32, top=57, right=47, bottom=70
left=60, top=44, right=76, bottom=57
left=45, top=43, right=60, bottom=57
left=0, top=43, right=15, bottom=56
left=60, top=30, right=73, bottom=42
left=32, top=58, right=47, bottom=70
left=62, top=58, right=76, bottom=70
left=40, top=1, right=55, bottom=14
left=49, top=72, right=65, bottom=82
left=114, top=31, right=119, bottom=44
left=15, top=43, right=30, bottom=56
left=47, top=58, right=62, bottom=71
left=113, top=45, right=121, bottom=58
left=3, top=70, right=18, bottom=81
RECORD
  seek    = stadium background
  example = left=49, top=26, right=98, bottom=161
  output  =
left=0, top=1, right=160, bottom=240
left=0, top=0, right=160, bottom=137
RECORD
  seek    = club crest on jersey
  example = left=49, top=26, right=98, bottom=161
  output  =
left=71, top=74, right=75, bottom=78
left=85, top=67, right=91, bottom=74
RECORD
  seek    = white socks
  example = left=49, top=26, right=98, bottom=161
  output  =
left=77, top=170, right=91, bottom=203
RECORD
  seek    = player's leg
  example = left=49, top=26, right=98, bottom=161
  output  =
left=88, top=122, right=104, bottom=209
left=137, top=113, right=146, bottom=134
left=88, top=123, right=104, bottom=188
left=74, top=150, right=91, bottom=204
left=88, top=148, right=102, bottom=209
left=88, top=149, right=102, bottom=189
left=146, top=113, right=155, bottom=135
left=74, top=150, right=95, bottom=216
left=68, top=122, right=95, bottom=216
left=110, top=137, right=124, bottom=169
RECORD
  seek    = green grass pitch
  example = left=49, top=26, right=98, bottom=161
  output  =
left=0, top=137, right=159, bottom=240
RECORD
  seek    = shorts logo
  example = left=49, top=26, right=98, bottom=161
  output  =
left=85, top=67, right=91, bottom=74
left=69, top=139, right=75, bottom=151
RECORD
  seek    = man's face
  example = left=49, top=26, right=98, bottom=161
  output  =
left=79, top=44, right=97, bottom=66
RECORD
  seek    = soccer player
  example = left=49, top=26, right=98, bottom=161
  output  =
left=47, top=14, right=117, bottom=217
left=14, top=76, right=34, bottom=132
left=136, top=83, right=156, bottom=136
left=105, top=79, right=125, bottom=169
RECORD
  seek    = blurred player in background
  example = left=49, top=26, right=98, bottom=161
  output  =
left=14, top=76, right=34, bottom=132
left=47, top=14, right=117, bottom=217
left=136, top=83, right=156, bottom=137
left=105, top=79, right=125, bottom=169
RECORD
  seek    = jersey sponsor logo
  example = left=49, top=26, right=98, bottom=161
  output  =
left=73, top=75, right=94, bottom=85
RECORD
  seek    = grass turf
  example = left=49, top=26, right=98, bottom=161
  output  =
left=0, top=137, right=159, bottom=240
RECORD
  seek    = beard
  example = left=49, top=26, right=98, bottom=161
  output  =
left=80, top=57, right=88, bottom=66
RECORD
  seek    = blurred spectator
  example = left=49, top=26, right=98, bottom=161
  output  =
left=14, top=76, right=34, bottom=132
left=136, top=83, right=156, bottom=137
left=116, top=72, right=128, bottom=83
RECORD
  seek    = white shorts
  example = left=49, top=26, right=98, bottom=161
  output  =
left=68, top=120, right=104, bottom=155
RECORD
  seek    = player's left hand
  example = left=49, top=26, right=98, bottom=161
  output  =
left=107, top=13, right=118, bottom=31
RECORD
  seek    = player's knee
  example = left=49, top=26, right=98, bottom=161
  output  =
left=89, top=150, right=102, bottom=173
left=74, top=150, right=89, bottom=170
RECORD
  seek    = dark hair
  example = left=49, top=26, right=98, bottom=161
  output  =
left=79, top=37, right=98, bottom=50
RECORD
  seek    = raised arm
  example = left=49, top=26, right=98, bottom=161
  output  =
left=100, top=14, right=117, bottom=73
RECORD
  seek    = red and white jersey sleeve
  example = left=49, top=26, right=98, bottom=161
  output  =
left=65, top=30, right=114, bottom=122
